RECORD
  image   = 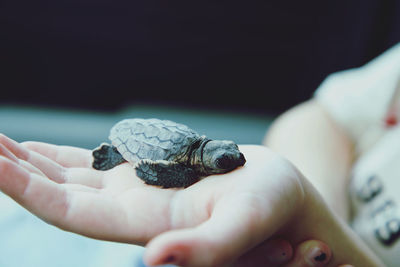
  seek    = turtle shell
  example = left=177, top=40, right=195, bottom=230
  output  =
left=109, top=118, right=201, bottom=164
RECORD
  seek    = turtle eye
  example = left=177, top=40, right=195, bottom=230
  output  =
left=216, top=155, right=232, bottom=170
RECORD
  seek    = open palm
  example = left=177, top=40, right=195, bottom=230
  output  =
left=0, top=134, right=306, bottom=267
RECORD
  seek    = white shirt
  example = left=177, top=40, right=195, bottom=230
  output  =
left=315, top=43, right=400, bottom=267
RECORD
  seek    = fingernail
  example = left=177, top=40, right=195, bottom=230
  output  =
left=305, top=247, right=328, bottom=265
left=161, top=252, right=182, bottom=265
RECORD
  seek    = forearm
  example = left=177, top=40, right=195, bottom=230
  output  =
left=263, top=100, right=354, bottom=220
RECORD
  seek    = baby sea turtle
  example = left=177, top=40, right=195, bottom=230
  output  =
left=92, top=118, right=246, bottom=188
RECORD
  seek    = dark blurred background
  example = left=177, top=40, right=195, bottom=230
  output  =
left=1, top=0, right=400, bottom=146
left=2, top=0, right=400, bottom=114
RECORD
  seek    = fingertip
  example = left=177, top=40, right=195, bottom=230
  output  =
left=304, top=240, right=331, bottom=266
left=290, top=239, right=332, bottom=267
left=144, top=248, right=187, bottom=267
left=144, top=228, right=231, bottom=267
left=143, top=231, right=192, bottom=267
left=264, top=238, right=294, bottom=264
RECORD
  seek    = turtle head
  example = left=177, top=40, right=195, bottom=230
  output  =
left=201, top=140, right=246, bottom=174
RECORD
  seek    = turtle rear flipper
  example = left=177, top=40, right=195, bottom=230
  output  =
left=135, top=160, right=200, bottom=188
left=92, top=143, right=127, bottom=170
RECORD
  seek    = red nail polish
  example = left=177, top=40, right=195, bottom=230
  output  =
left=314, top=252, right=327, bottom=262
left=164, top=255, right=177, bottom=264
left=162, top=252, right=182, bottom=265
left=306, top=247, right=328, bottom=265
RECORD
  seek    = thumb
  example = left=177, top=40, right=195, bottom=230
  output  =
left=143, top=195, right=290, bottom=267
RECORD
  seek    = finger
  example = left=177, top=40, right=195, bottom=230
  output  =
left=234, top=238, right=293, bottom=267
left=26, top=151, right=66, bottom=183
left=0, top=142, right=45, bottom=176
left=24, top=150, right=104, bottom=188
left=0, top=135, right=103, bottom=187
left=21, top=153, right=104, bottom=188
left=0, top=134, right=31, bottom=160
left=0, top=142, right=19, bottom=162
left=21, top=151, right=103, bottom=188
left=0, top=156, right=118, bottom=239
left=62, top=183, right=101, bottom=193
left=23, top=149, right=104, bottom=187
left=0, top=134, right=66, bottom=181
left=0, top=156, right=70, bottom=225
left=0, top=155, right=170, bottom=246
left=144, top=195, right=284, bottom=267
left=63, top=167, right=104, bottom=188
left=285, top=240, right=331, bottom=267
left=22, top=140, right=92, bottom=168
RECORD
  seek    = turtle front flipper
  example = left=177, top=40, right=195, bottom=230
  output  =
left=135, top=159, right=200, bottom=188
left=92, top=143, right=127, bottom=170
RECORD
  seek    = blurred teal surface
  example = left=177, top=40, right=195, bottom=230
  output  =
left=0, top=104, right=272, bottom=148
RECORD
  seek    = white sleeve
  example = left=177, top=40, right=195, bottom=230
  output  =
left=314, top=43, right=400, bottom=144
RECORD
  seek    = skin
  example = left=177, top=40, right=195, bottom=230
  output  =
left=264, top=100, right=354, bottom=221
left=264, top=99, right=386, bottom=266
left=0, top=134, right=382, bottom=266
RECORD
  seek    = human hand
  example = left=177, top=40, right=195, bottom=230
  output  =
left=0, top=134, right=379, bottom=266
